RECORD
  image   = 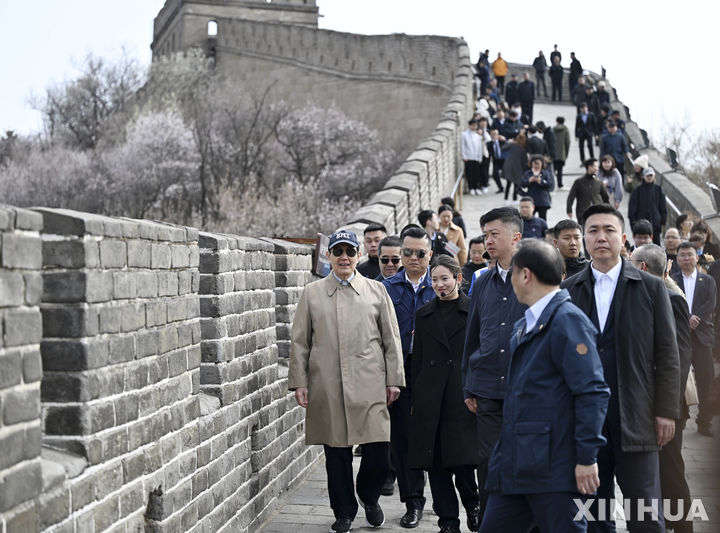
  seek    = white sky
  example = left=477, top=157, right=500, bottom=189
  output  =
left=1, top=0, right=718, bottom=143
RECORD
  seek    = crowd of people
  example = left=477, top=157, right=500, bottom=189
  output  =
left=285, top=48, right=719, bottom=533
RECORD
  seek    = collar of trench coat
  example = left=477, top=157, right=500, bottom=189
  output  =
left=325, top=270, right=363, bottom=296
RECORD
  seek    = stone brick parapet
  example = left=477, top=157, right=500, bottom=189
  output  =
left=0, top=208, right=319, bottom=533
left=0, top=206, right=44, bottom=519
left=342, top=42, right=474, bottom=236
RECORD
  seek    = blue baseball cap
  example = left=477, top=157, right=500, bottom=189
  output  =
left=328, top=230, right=359, bottom=250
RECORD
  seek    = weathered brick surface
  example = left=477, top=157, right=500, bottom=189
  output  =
left=0, top=206, right=44, bottom=520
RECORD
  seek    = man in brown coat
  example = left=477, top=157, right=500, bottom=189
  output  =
left=289, top=230, right=405, bottom=533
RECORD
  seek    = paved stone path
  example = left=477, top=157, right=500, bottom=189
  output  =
left=259, top=102, right=719, bottom=532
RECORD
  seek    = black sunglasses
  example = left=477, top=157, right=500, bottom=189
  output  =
left=331, top=246, right=358, bottom=257
left=380, top=257, right=401, bottom=265
left=402, top=248, right=427, bottom=258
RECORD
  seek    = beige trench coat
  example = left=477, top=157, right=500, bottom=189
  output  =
left=288, top=273, right=405, bottom=447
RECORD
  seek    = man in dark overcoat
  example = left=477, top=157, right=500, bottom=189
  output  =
left=561, top=204, right=680, bottom=532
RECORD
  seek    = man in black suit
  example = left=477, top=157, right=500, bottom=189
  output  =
left=562, top=204, right=679, bottom=532
left=505, top=74, right=520, bottom=107
left=575, top=103, right=597, bottom=162
left=518, top=72, right=535, bottom=125
left=672, top=241, right=717, bottom=437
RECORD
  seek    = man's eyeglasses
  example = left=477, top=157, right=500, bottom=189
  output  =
left=401, top=248, right=427, bottom=259
left=331, top=246, right=358, bottom=257
left=380, top=257, right=401, bottom=265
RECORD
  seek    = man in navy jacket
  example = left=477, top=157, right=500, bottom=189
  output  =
left=462, top=207, right=527, bottom=524
left=382, top=226, right=434, bottom=527
left=480, top=239, right=609, bottom=532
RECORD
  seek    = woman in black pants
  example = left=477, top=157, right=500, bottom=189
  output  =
left=520, top=155, right=553, bottom=220
left=408, top=255, right=480, bottom=533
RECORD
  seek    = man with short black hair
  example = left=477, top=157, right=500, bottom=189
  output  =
left=532, top=51, right=548, bottom=98
left=462, top=119, right=484, bottom=196
left=562, top=204, right=680, bottom=531
left=418, top=209, right=450, bottom=258
left=553, top=219, right=588, bottom=278
left=600, top=122, right=632, bottom=180
left=461, top=236, right=489, bottom=294
left=575, top=103, right=597, bottom=162
left=566, top=158, right=609, bottom=226
left=633, top=218, right=653, bottom=248
left=377, top=236, right=403, bottom=280
left=631, top=219, right=654, bottom=249
left=357, top=223, right=387, bottom=279
left=518, top=72, right=535, bottom=124
left=382, top=227, right=434, bottom=527
left=664, top=228, right=682, bottom=276
left=505, top=74, right=520, bottom=108
left=672, top=241, right=717, bottom=437
left=569, top=52, right=582, bottom=92
left=480, top=239, right=609, bottom=532
left=519, top=196, right=548, bottom=239
left=462, top=207, right=527, bottom=524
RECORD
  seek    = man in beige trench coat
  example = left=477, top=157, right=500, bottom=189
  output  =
left=289, top=230, right=405, bottom=533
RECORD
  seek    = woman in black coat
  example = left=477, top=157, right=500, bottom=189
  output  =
left=408, top=255, right=479, bottom=533
left=520, top=154, right=554, bottom=220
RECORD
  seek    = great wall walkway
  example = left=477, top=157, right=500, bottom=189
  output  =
left=258, top=102, right=720, bottom=532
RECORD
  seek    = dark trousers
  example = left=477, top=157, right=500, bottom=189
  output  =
left=652, top=227, right=662, bottom=246
left=552, top=81, right=562, bottom=101
left=504, top=181, right=519, bottom=201
left=429, top=465, right=479, bottom=528
left=536, top=72, right=547, bottom=96
left=492, top=158, right=504, bottom=191
left=659, top=426, right=693, bottom=533
left=324, top=442, right=390, bottom=520
left=465, top=160, right=482, bottom=190
left=521, top=102, right=534, bottom=124
left=496, top=76, right=505, bottom=93
left=534, top=206, right=549, bottom=221
left=692, top=337, right=715, bottom=426
left=578, top=135, right=594, bottom=162
left=475, top=398, right=504, bottom=522
left=480, top=492, right=587, bottom=533
left=390, top=387, right=426, bottom=510
left=480, top=157, right=491, bottom=188
left=588, top=427, right=665, bottom=532
left=555, top=160, right=565, bottom=188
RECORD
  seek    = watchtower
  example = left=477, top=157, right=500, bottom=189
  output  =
left=151, top=0, right=319, bottom=58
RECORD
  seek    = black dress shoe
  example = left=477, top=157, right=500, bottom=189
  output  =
left=400, top=508, right=422, bottom=528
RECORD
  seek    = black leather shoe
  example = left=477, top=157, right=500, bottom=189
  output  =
left=400, top=508, right=422, bottom=528
left=466, top=504, right=481, bottom=531
left=380, top=478, right=395, bottom=496
left=439, top=525, right=461, bottom=533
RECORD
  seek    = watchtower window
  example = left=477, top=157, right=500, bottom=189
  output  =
left=208, top=20, right=218, bottom=37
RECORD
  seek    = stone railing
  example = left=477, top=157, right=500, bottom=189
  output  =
left=340, top=42, right=474, bottom=236
left=0, top=206, right=319, bottom=533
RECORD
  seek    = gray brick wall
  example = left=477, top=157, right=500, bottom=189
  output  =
left=0, top=206, right=44, bottom=523
left=0, top=209, right=319, bottom=533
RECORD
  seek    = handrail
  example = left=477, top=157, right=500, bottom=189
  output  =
left=451, top=169, right=464, bottom=211
left=665, top=195, right=682, bottom=218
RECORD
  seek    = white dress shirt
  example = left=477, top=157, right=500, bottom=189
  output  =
left=524, top=289, right=561, bottom=333
left=498, top=264, right=510, bottom=283
left=682, top=269, right=697, bottom=314
left=591, top=260, right=622, bottom=332
left=405, top=271, right=427, bottom=293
